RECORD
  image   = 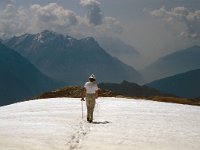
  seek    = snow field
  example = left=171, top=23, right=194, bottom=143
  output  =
left=0, top=97, right=200, bottom=150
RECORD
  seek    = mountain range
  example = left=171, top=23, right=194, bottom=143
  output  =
left=0, top=42, right=61, bottom=106
left=3, top=30, right=143, bottom=85
left=143, top=45, right=200, bottom=82
left=2, top=30, right=200, bottom=103
left=146, top=69, right=200, bottom=98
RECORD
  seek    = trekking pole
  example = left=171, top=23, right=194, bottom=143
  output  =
left=81, top=100, right=83, bottom=119
left=81, top=98, right=85, bottom=120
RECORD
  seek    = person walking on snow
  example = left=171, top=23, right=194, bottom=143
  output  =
left=82, top=74, right=98, bottom=123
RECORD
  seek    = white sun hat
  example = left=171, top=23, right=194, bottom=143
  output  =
left=89, top=74, right=96, bottom=79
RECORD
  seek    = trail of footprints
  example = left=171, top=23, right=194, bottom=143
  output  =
left=66, top=121, right=91, bottom=150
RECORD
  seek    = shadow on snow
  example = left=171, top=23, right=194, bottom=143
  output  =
left=92, top=121, right=111, bottom=124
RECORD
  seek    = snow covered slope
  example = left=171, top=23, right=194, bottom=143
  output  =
left=0, top=98, right=200, bottom=150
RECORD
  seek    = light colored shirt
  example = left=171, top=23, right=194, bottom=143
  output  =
left=84, top=81, right=98, bottom=94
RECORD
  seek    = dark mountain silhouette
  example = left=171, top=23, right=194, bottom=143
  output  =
left=4, top=30, right=143, bottom=85
left=143, top=45, right=200, bottom=82
left=146, top=69, right=200, bottom=98
left=0, top=42, right=61, bottom=106
left=98, top=80, right=170, bottom=97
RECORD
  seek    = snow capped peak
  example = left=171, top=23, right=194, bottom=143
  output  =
left=66, top=36, right=73, bottom=41
left=35, top=30, right=76, bottom=44
left=65, top=36, right=75, bottom=46
left=33, top=30, right=66, bottom=43
left=34, top=33, right=44, bottom=43
left=39, top=30, right=59, bottom=39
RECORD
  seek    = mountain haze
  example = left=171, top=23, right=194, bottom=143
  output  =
left=96, top=37, right=140, bottom=68
left=0, top=42, right=60, bottom=106
left=4, top=30, right=143, bottom=85
left=143, top=46, right=200, bottom=82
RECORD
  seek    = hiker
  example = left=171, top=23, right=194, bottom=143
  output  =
left=82, top=74, right=99, bottom=123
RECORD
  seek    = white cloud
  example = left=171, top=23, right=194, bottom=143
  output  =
left=0, top=4, right=29, bottom=38
left=150, top=6, right=200, bottom=39
left=0, top=3, right=79, bottom=37
left=0, top=1, right=122, bottom=38
left=30, top=3, right=78, bottom=33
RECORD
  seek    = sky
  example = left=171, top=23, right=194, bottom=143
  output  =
left=0, top=0, right=200, bottom=67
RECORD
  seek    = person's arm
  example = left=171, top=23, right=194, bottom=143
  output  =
left=95, top=85, right=99, bottom=99
left=82, top=88, right=86, bottom=99
left=95, top=90, right=98, bottom=99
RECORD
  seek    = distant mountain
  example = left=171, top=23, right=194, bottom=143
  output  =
left=4, top=30, right=143, bottom=85
left=146, top=69, right=200, bottom=98
left=99, top=80, right=170, bottom=97
left=143, top=45, right=200, bottom=82
left=96, top=37, right=140, bottom=67
left=0, top=42, right=61, bottom=106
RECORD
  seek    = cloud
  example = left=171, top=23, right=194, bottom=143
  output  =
left=0, top=4, right=29, bottom=38
left=0, top=1, right=122, bottom=38
left=80, top=0, right=103, bottom=26
left=30, top=3, right=78, bottom=33
left=0, top=3, right=79, bottom=38
left=0, top=0, right=15, bottom=4
left=150, top=6, right=200, bottom=39
left=79, top=0, right=122, bottom=36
